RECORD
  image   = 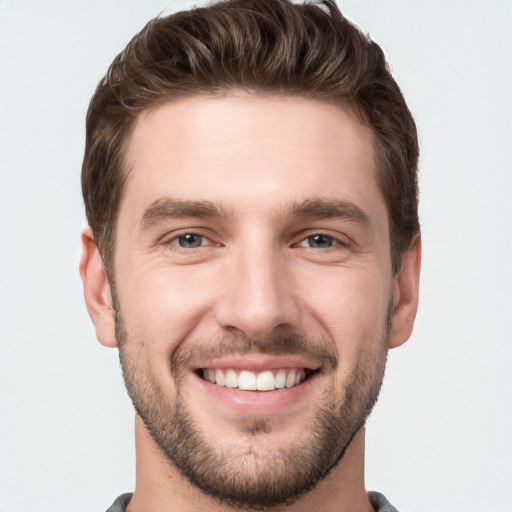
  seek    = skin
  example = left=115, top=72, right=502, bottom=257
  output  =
left=80, top=93, right=421, bottom=512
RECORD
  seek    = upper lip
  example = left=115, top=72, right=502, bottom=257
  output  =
left=191, top=354, right=322, bottom=373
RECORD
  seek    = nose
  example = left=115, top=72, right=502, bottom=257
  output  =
left=214, top=242, right=300, bottom=342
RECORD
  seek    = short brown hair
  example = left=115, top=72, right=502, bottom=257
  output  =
left=82, top=0, right=419, bottom=275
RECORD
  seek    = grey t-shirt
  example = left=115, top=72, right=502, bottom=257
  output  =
left=106, top=491, right=399, bottom=511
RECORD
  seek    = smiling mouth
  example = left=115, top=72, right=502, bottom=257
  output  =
left=199, top=368, right=315, bottom=391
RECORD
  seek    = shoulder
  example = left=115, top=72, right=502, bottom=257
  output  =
left=368, top=491, right=399, bottom=512
left=105, top=493, right=133, bottom=512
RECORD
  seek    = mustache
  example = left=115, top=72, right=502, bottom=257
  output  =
left=171, top=332, right=338, bottom=372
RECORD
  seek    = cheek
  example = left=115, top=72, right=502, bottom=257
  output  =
left=302, top=265, right=391, bottom=328
left=298, top=266, right=392, bottom=370
left=116, top=265, right=217, bottom=353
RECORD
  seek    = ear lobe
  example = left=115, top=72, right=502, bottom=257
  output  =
left=388, top=235, right=421, bottom=349
left=79, top=227, right=118, bottom=348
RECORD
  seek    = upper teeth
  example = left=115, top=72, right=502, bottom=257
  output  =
left=202, top=368, right=306, bottom=391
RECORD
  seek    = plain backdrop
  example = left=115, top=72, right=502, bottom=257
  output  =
left=1, top=1, right=511, bottom=511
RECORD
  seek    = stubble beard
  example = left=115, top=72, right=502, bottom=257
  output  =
left=114, top=303, right=389, bottom=509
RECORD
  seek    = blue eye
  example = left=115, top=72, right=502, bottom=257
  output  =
left=176, top=233, right=204, bottom=248
left=307, top=234, right=335, bottom=248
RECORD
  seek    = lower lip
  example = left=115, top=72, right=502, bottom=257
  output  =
left=191, top=371, right=319, bottom=415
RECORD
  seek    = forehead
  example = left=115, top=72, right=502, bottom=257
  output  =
left=121, top=93, right=384, bottom=227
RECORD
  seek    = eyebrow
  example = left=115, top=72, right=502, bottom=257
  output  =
left=140, top=196, right=371, bottom=230
left=287, top=198, right=371, bottom=226
left=141, top=198, right=231, bottom=230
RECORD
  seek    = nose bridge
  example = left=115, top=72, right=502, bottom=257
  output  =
left=215, top=234, right=297, bottom=340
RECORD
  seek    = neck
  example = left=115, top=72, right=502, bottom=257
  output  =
left=127, top=415, right=374, bottom=512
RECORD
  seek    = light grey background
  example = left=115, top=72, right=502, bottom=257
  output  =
left=1, top=1, right=511, bottom=511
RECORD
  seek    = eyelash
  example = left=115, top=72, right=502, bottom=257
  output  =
left=164, top=231, right=217, bottom=250
left=162, top=231, right=348, bottom=252
left=296, top=234, right=342, bottom=250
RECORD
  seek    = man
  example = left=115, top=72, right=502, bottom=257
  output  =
left=79, top=0, right=421, bottom=510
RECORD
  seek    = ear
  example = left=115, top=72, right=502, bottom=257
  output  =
left=79, top=227, right=118, bottom=348
left=388, top=235, right=421, bottom=349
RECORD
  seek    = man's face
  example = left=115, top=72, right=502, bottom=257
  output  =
left=112, top=94, right=397, bottom=507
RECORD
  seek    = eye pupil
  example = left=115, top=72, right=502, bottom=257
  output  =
left=308, top=234, right=333, bottom=248
left=178, top=234, right=203, bottom=248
